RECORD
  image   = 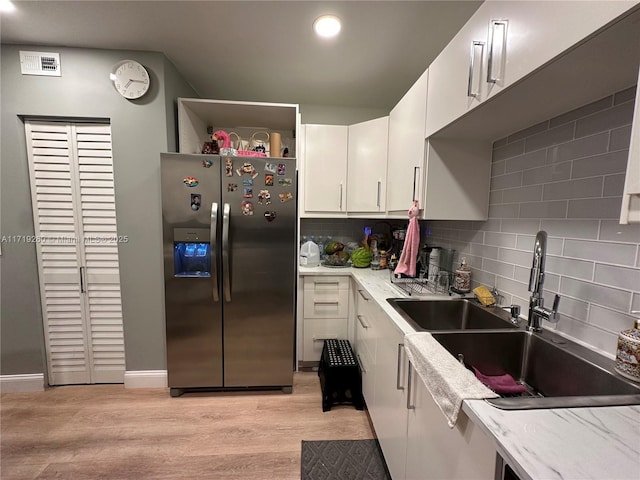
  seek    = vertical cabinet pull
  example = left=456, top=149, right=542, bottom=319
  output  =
left=487, top=19, right=508, bottom=84
left=339, top=183, right=343, bottom=211
left=358, top=289, right=370, bottom=301
left=376, top=180, right=381, bottom=208
left=357, top=314, right=369, bottom=329
left=467, top=40, right=485, bottom=97
left=412, top=166, right=420, bottom=202
left=357, top=353, right=366, bottom=374
left=406, top=362, right=415, bottom=410
left=396, top=343, right=405, bottom=390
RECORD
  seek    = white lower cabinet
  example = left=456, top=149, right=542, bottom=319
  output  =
left=355, top=294, right=497, bottom=480
left=405, top=363, right=496, bottom=480
left=371, top=317, right=408, bottom=480
left=301, top=276, right=350, bottom=363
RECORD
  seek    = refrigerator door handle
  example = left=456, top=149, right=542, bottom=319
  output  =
left=222, top=203, right=231, bottom=302
left=210, top=202, right=219, bottom=302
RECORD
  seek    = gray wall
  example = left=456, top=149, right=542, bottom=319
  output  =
left=0, top=45, right=197, bottom=375
left=428, top=86, right=640, bottom=357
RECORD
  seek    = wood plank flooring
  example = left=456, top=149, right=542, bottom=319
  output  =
left=0, top=372, right=374, bottom=479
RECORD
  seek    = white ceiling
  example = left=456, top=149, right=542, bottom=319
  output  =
left=0, top=0, right=483, bottom=111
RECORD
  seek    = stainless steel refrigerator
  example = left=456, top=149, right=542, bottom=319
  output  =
left=160, top=153, right=297, bottom=396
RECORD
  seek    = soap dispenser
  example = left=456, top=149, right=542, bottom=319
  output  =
left=452, top=257, right=472, bottom=294
left=615, top=314, right=640, bottom=382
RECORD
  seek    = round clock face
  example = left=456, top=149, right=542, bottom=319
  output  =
left=111, top=60, right=150, bottom=100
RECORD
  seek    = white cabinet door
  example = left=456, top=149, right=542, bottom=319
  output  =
left=620, top=64, right=640, bottom=224
left=354, top=288, right=377, bottom=408
left=303, top=124, right=348, bottom=213
left=405, top=363, right=496, bottom=480
left=387, top=69, right=428, bottom=214
left=426, top=0, right=638, bottom=137
left=371, top=315, right=408, bottom=480
left=347, top=117, right=389, bottom=213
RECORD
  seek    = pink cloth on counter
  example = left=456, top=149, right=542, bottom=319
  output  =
left=394, top=201, right=420, bottom=277
left=472, top=367, right=527, bottom=394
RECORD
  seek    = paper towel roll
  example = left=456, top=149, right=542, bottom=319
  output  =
left=269, top=132, right=281, bottom=158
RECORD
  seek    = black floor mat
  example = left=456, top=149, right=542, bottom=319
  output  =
left=301, top=439, right=391, bottom=480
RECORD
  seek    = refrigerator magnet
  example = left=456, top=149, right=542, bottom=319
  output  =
left=227, top=183, right=238, bottom=192
left=242, top=178, right=253, bottom=186
left=241, top=201, right=254, bottom=216
left=264, top=211, right=277, bottom=222
left=190, top=194, right=201, bottom=211
left=225, top=158, right=234, bottom=177
left=277, top=163, right=286, bottom=176
left=243, top=187, right=253, bottom=198
left=236, top=162, right=258, bottom=179
left=202, top=159, right=213, bottom=168
left=265, top=174, right=274, bottom=186
left=279, top=192, right=293, bottom=203
left=183, top=176, right=198, bottom=187
left=278, top=178, right=292, bottom=187
left=265, top=162, right=277, bottom=173
left=258, top=190, right=272, bottom=205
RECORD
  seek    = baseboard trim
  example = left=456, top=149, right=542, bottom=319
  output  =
left=0, top=374, right=45, bottom=393
left=124, top=370, right=168, bottom=389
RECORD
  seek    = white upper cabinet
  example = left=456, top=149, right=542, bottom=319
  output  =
left=387, top=69, right=428, bottom=214
left=620, top=65, right=640, bottom=224
left=347, top=116, right=389, bottom=213
left=426, top=1, right=639, bottom=137
left=303, top=124, right=348, bottom=214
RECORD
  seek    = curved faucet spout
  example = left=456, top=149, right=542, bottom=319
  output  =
left=527, top=230, right=560, bottom=332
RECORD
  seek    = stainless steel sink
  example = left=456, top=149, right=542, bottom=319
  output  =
left=432, top=330, right=640, bottom=409
left=386, top=298, right=518, bottom=331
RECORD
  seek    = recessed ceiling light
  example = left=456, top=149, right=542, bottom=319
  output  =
left=0, top=0, right=16, bottom=12
left=313, top=15, right=341, bottom=38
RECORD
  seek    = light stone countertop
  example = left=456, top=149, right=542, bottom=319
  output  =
left=299, top=265, right=640, bottom=480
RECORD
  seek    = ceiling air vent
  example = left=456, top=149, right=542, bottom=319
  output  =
left=19, top=51, right=61, bottom=76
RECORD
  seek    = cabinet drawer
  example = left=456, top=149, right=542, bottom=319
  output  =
left=303, top=276, right=350, bottom=291
left=303, top=277, right=349, bottom=318
left=302, top=317, right=349, bottom=362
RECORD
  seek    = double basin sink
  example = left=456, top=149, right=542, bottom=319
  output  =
left=387, top=298, right=640, bottom=409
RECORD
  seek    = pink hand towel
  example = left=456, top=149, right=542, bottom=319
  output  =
left=472, top=367, right=527, bottom=395
left=394, top=200, right=420, bottom=277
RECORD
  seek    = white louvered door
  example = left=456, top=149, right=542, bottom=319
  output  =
left=25, top=120, right=125, bottom=385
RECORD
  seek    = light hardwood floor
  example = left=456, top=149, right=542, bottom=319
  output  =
left=0, top=372, right=374, bottom=479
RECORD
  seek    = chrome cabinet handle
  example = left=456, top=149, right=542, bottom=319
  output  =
left=412, top=167, right=420, bottom=202
left=396, top=343, right=405, bottom=390
left=358, top=289, right=370, bottom=301
left=313, top=335, right=338, bottom=342
left=210, top=202, right=219, bottom=302
left=467, top=40, right=485, bottom=97
left=314, top=301, right=339, bottom=305
left=487, top=19, right=508, bottom=84
left=407, top=362, right=415, bottom=410
left=339, top=183, right=343, bottom=211
left=222, top=203, right=231, bottom=302
left=376, top=180, right=381, bottom=208
left=314, top=281, right=340, bottom=286
left=357, top=314, right=369, bottom=329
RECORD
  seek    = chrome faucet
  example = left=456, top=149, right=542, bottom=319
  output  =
left=527, top=231, right=560, bottom=332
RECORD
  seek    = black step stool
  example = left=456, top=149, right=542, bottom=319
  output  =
left=318, top=339, right=364, bottom=412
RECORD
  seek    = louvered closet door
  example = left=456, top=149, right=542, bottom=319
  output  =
left=25, top=120, right=125, bottom=385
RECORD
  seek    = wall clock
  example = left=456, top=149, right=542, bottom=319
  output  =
left=110, top=60, right=150, bottom=100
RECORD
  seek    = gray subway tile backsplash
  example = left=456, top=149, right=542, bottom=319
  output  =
left=549, top=95, right=613, bottom=128
left=543, top=177, right=603, bottom=201
left=524, top=122, right=574, bottom=152
left=575, top=101, right=634, bottom=138
left=426, top=85, right=638, bottom=356
left=571, top=149, right=628, bottom=179
left=522, top=161, right=572, bottom=186
left=566, top=197, right=622, bottom=219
